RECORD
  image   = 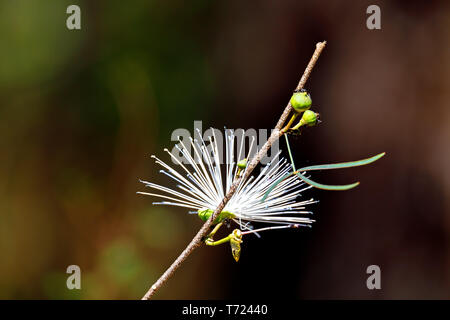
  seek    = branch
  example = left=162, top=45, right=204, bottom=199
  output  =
left=141, top=41, right=327, bottom=300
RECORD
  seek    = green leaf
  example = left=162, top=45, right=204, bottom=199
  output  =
left=299, top=152, right=385, bottom=172
left=261, top=172, right=295, bottom=203
left=260, top=152, right=385, bottom=202
left=295, top=172, right=360, bottom=191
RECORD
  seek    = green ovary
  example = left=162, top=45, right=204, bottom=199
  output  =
left=197, top=209, right=235, bottom=223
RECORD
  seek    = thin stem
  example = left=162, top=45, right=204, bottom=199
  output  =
left=205, top=234, right=232, bottom=246
left=141, top=41, right=327, bottom=300
left=291, top=119, right=305, bottom=130
left=284, top=134, right=296, bottom=172
left=205, top=222, right=229, bottom=246
left=281, top=113, right=298, bottom=134
left=207, top=221, right=223, bottom=239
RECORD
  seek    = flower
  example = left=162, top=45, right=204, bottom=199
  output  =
left=138, top=129, right=316, bottom=235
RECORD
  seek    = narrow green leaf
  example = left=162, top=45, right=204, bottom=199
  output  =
left=261, top=172, right=295, bottom=202
left=299, top=152, right=385, bottom=172
left=284, top=134, right=296, bottom=171
left=295, top=172, right=360, bottom=191
left=261, top=152, right=384, bottom=202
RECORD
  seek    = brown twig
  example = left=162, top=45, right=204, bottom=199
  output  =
left=141, top=41, right=327, bottom=300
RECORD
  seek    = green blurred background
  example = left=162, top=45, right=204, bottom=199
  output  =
left=0, top=0, right=449, bottom=299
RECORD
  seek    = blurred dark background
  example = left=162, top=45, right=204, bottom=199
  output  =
left=0, top=0, right=449, bottom=299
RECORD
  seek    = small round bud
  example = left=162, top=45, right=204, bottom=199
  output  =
left=237, top=158, right=247, bottom=170
left=301, top=110, right=319, bottom=126
left=197, top=208, right=213, bottom=222
left=290, top=91, right=312, bottom=113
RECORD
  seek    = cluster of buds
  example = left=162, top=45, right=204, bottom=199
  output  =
left=288, top=89, right=320, bottom=131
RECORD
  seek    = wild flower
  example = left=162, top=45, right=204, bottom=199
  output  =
left=138, top=129, right=316, bottom=238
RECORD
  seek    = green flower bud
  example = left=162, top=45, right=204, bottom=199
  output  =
left=237, top=158, right=248, bottom=170
left=301, top=110, right=319, bottom=126
left=198, top=208, right=213, bottom=222
left=290, top=91, right=312, bottom=113
left=198, top=209, right=235, bottom=223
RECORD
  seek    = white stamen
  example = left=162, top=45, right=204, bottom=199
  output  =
left=139, top=129, right=315, bottom=232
